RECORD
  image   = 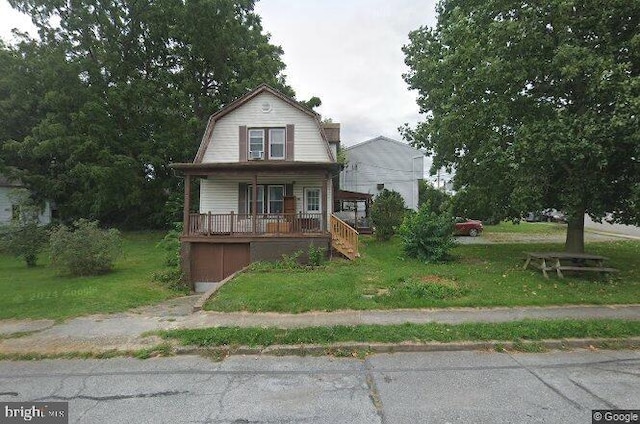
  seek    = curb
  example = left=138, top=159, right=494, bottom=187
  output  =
left=1, top=338, right=638, bottom=360
left=173, top=337, right=640, bottom=357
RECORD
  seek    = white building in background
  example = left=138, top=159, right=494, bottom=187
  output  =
left=340, top=136, right=425, bottom=210
left=0, top=175, right=52, bottom=225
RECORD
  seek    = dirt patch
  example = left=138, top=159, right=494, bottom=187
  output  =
left=130, top=295, right=200, bottom=317
left=420, top=275, right=458, bottom=288
left=376, top=288, right=390, bottom=296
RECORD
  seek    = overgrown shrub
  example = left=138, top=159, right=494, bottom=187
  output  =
left=398, top=202, right=456, bottom=262
left=0, top=189, right=48, bottom=267
left=0, top=223, right=48, bottom=267
left=279, top=250, right=303, bottom=269
left=307, top=244, right=327, bottom=267
left=49, top=219, right=122, bottom=276
left=152, top=222, right=189, bottom=292
left=371, top=189, right=406, bottom=241
left=247, top=245, right=327, bottom=272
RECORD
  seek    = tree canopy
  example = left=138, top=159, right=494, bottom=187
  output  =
left=402, top=0, right=640, bottom=252
left=1, top=0, right=293, bottom=228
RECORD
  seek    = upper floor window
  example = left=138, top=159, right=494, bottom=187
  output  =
left=248, top=129, right=264, bottom=159
left=247, top=127, right=285, bottom=160
left=269, top=128, right=285, bottom=159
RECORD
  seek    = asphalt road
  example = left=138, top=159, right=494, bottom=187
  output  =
left=1, top=350, right=639, bottom=423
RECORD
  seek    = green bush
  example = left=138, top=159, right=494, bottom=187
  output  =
left=153, top=222, right=189, bottom=292
left=371, top=189, right=406, bottom=241
left=49, top=219, right=123, bottom=276
left=0, top=189, right=48, bottom=267
left=279, top=250, right=303, bottom=269
left=307, top=244, right=327, bottom=267
left=398, top=202, right=456, bottom=262
left=0, top=222, right=48, bottom=267
left=247, top=245, right=326, bottom=272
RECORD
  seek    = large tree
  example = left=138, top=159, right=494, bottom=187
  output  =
left=402, top=0, right=640, bottom=252
left=1, top=0, right=293, bottom=227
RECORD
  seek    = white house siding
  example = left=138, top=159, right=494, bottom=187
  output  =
left=202, top=92, right=330, bottom=163
left=0, top=187, right=52, bottom=225
left=340, top=136, right=424, bottom=211
left=200, top=175, right=332, bottom=226
left=0, top=187, right=13, bottom=223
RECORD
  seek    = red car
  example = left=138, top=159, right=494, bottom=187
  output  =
left=454, top=218, right=483, bottom=237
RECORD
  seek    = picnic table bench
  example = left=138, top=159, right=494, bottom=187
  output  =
left=523, top=252, right=619, bottom=279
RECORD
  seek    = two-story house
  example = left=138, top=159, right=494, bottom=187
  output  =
left=171, top=84, right=359, bottom=289
left=340, top=136, right=425, bottom=212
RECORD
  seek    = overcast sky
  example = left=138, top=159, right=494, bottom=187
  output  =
left=1, top=0, right=437, bottom=147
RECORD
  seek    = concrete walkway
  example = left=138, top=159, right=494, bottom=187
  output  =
left=1, top=301, right=639, bottom=355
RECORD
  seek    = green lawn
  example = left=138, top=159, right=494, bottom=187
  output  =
left=158, top=319, right=640, bottom=348
left=0, top=232, right=178, bottom=321
left=484, top=221, right=567, bottom=234
left=205, top=237, right=640, bottom=313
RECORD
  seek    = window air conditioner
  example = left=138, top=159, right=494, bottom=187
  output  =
left=249, top=150, right=264, bottom=160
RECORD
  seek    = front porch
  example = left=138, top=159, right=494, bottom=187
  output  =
left=170, top=162, right=360, bottom=287
left=183, top=212, right=326, bottom=238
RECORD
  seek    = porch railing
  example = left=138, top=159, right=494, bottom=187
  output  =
left=186, top=212, right=326, bottom=236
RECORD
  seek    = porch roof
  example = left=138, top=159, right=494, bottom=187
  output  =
left=335, top=189, right=373, bottom=201
left=170, top=161, right=338, bottom=176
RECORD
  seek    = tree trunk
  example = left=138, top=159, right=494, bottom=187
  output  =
left=565, top=211, right=585, bottom=253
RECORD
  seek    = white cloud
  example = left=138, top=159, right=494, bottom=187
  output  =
left=256, top=0, right=437, bottom=145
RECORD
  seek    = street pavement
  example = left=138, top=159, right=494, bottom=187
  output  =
left=1, top=350, right=638, bottom=423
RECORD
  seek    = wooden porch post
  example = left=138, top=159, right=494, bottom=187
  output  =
left=365, top=198, right=371, bottom=227
left=354, top=201, right=357, bottom=230
left=252, top=173, right=258, bottom=234
left=321, top=172, right=328, bottom=233
left=183, top=174, right=191, bottom=235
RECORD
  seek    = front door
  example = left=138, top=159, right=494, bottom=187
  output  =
left=284, top=196, right=296, bottom=216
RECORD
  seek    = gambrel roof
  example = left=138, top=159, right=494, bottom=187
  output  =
left=193, top=84, right=334, bottom=163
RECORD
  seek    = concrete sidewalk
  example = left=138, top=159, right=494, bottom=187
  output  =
left=1, top=302, right=639, bottom=354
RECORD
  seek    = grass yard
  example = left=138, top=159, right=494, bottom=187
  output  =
left=205, top=236, right=640, bottom=313
left=484, top=221, right=567, bottom=234
left=158, top=319, right=640, bottom=348
left=0, top=232, right=178, bottom=321
left=482, top=221, right=568, bottom=243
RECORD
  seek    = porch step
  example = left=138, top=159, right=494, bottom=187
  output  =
left=331, top=236, right=358, bottom=260
left=329, top=214, right=360, bottom=261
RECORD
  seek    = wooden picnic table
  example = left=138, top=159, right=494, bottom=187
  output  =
left=523, top=252, right=619, bottom=279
